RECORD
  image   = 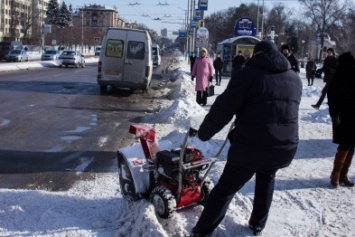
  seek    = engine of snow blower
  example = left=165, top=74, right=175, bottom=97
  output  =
left=117, top=124, right=217, bottom=219
left=155, top=147, right=210, bottom=207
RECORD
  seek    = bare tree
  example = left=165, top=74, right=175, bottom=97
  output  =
left=299, top=0, right=350, bottom=59
left=330, top=5, right=355, bottom=53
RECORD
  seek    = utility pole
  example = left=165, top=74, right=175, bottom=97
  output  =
left=81, top=7, right=84, bottom=53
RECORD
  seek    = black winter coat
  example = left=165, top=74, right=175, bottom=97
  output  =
left=213, top=57, right=224, bottom=70
left=322, top=55, right=338, bottom=83
left=306, top=60, right=317, bottom=79
left=327, top=52, right=355, bottom=146
left=284, top=53, right=300, bottom=73
left=198, top=50, right=302, bottom=169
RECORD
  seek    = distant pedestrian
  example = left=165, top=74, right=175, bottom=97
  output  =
left=281, top=44, right=300, bottom=73
left=306, top=57, right=317, bottom=86
left=189, top=52, right=197, bottom=80
left=327, top=48, right=355, bottom=188
left=311, top=47, right=338, bottom=110
left=232, top=50, right=245, bottom=77
left=213, top=52, right=224, bottom=85
left=188, top=40, right=302, bottom=237
left=191, top=48, right=214, bottom=106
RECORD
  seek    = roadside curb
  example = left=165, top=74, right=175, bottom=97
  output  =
left=0, top=57, right=98, bottom=72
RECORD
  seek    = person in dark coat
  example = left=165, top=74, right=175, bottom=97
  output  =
left=189, top=41, right=302, bottom=237
left=189, top=52, right=197, bottom=80
left=327, top=50, right=355, bottom=188
left=231, top=50, right=245, bottom=77
left=311, top=47, right=338, bottom=110
left=281, top=44, right=300, bottom=73
left=213, top=52, right=224, bottom=85
left=306, top=57, right=317, bottom=86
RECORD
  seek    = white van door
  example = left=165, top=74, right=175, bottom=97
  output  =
left=124, top=30, right=149, bottom=83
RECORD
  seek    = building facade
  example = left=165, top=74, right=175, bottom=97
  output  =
left=0, top=0, right=50, bottom=42
left=0, top=1, right=128, bottom=46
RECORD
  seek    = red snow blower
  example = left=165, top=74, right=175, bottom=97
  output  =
left=117, top=124, right=230, bottom=219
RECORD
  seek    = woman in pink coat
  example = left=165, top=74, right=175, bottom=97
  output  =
left=192, top=47, right=214, bottom=106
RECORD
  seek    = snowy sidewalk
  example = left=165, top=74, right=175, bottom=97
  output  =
left=0, top=57, right=354, bottom=237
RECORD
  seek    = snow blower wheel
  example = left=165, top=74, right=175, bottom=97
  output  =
left=150, top=186, right=177, bottom=219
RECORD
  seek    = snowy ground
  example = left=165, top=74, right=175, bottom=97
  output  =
left=1, top=57, right=355, bottom=237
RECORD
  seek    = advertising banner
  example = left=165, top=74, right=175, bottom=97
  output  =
left=196, top=27, right=209, bottom=48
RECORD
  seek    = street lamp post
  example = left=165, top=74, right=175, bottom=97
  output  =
left=301, top=40, right=305, bottom=58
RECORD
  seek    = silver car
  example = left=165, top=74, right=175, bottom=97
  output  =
left=58, top=50, right=85, bottom=68
left=41, top=50, right=61, bottom=61
left=5, top=49, right=29, bottom=62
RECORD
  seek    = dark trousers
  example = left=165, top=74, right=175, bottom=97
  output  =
left=192, top=163, right=277, bottom=236
left=215, top=69, right=222, bottom=84
left=196, top=90, right=208, bottom=105
left=307, top=76, right=314, bottom=86
left=315, top=82, right=329, bottom=106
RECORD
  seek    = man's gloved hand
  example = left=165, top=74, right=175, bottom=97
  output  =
left=191, top=76, right=195, bottom=81
left=188, top=127, right=198, bottom=137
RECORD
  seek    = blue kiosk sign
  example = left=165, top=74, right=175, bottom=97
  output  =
left=233, top=17, right=256, bottom=37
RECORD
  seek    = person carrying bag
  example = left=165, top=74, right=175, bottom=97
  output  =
left=191, top=48, right=214, bottom=106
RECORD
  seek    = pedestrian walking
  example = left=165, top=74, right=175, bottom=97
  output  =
left=281, top=44, right=300, bottom=73
left=189, top=52, right=197, bottom=80
left=188, top=41, right=302, bottom=237
left=232, top=50, right=245, bottom=77
left=191, top=48, right=214, bottom=106
left=327, top=48, right=355, bottom=188
left=306, top=57, right=317, bottom=86
left=213, top=52, right=224, bottom=85
left=311, top=47, right=338, bottom=110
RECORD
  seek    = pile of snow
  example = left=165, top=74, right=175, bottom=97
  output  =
left=1, top=57, right=354, bottom=237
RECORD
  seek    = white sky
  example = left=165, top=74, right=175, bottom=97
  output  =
left=1, top=55, right=354, bottom=237
left=63, top=0, right=301, bottom=38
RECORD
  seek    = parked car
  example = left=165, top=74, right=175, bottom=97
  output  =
left=0, top=41, right=23, bottom=61
left=58, top=50, right=85, bottom=68
left=41, top=49, right=61, bottom=61
left=5, top=49, right=29, bottom=62
left=94, top=46, right=101, bottom=56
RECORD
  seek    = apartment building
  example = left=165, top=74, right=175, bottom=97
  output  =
left=0, top=0, right=50, bottom=42
left=0, top=1, right=127, bottom=46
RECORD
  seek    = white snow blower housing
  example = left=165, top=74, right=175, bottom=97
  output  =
left=117, top=124, right=219, bottom=219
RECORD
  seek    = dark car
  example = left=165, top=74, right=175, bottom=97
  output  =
left=5, top=49, right=29, bottom=62
left=315, top=68, right=323, bottom=79
left=0, top=41, right=23, bottom=61
left=58, top=50, right=85, bottom=68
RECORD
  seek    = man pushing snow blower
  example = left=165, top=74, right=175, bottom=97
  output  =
left=188, top=40, right=302, bottom=237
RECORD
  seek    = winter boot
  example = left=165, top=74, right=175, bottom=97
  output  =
left=340, top=151, right=354, bottom=187
left=249, top=224, right=263, bottom=236
left=330, top=149, right=348, bottom=187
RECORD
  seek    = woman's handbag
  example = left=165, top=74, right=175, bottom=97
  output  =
left=207, top=82, right=214, bottom=97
